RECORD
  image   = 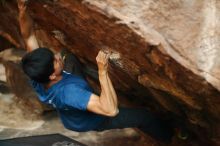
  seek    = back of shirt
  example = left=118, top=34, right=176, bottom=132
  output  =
left=31, top=71, right=107, bottom=131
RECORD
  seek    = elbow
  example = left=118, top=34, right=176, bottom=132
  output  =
left=106, top=108, right=119, bottom=117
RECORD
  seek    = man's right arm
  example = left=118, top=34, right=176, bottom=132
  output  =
left=18, top=0, right=39, bottom=52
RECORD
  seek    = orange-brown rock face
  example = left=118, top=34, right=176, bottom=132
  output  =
left=1, top=0, right=220, bottom=145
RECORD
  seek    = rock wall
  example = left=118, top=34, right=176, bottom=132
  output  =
left=0, top=0, right=220, bottom=145
left=0, top=48, right=49, bottom=117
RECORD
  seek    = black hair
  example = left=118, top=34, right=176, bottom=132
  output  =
left=21, top=47, right=54, bottom=83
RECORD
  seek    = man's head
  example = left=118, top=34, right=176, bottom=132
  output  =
left=21, top=47, right=63, bottom=83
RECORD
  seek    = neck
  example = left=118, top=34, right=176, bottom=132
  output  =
left=44, top=74, right=63, bottom=89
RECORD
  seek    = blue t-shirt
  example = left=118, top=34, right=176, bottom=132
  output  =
left=31, top=71, right=107, bottom=132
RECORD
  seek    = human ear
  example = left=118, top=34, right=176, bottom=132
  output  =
left=49, top=73, right=56, bottom=80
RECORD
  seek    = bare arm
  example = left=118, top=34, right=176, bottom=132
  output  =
left=18, top=0, right=39, bottom=52
left=87, top=50, right=119, bottom=117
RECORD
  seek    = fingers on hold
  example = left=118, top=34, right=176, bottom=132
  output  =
left=18, top=0, right=27, bottom=9
left=106, top=53, right=111, bottom=59
left=96, top=50, right=110, bottom=63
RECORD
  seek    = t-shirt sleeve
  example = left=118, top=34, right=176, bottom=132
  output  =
left=62, top=84, right=92, bottom=111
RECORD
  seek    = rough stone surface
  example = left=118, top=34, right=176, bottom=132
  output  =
left=0, top=48, right=50, bottom=117
left=1, top=0, right=220, bottom=145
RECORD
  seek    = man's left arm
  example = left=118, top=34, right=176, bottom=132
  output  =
left=86, top=50, right=119, bottom=117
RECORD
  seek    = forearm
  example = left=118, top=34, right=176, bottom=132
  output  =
left=106, top=73, right=118, bottom=106
left=18, top=1, right=39, bottom=51
left=19, top=10, right=34, bottom=39
left=99, top=71, right=118, bottom=115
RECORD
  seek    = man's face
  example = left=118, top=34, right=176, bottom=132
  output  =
left=53, top=53, right=64, bottom=75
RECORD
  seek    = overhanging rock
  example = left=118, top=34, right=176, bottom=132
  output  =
left=0, top=0, right=220, bottom=145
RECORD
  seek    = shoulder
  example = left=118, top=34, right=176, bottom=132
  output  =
left=62, top=82, right=92, bottom=99
left=62, top=83, right=80, bottom=95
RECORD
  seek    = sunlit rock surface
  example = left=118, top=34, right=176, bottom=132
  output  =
left=1, top=0, right=220, bottom=145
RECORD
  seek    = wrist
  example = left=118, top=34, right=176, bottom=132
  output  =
left=98, top=70, right=108, bottom=76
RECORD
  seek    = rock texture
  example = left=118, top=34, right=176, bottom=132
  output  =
left=1, top=0, right=220, bottom=145
left=0, top=48, right=49, bottom=117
